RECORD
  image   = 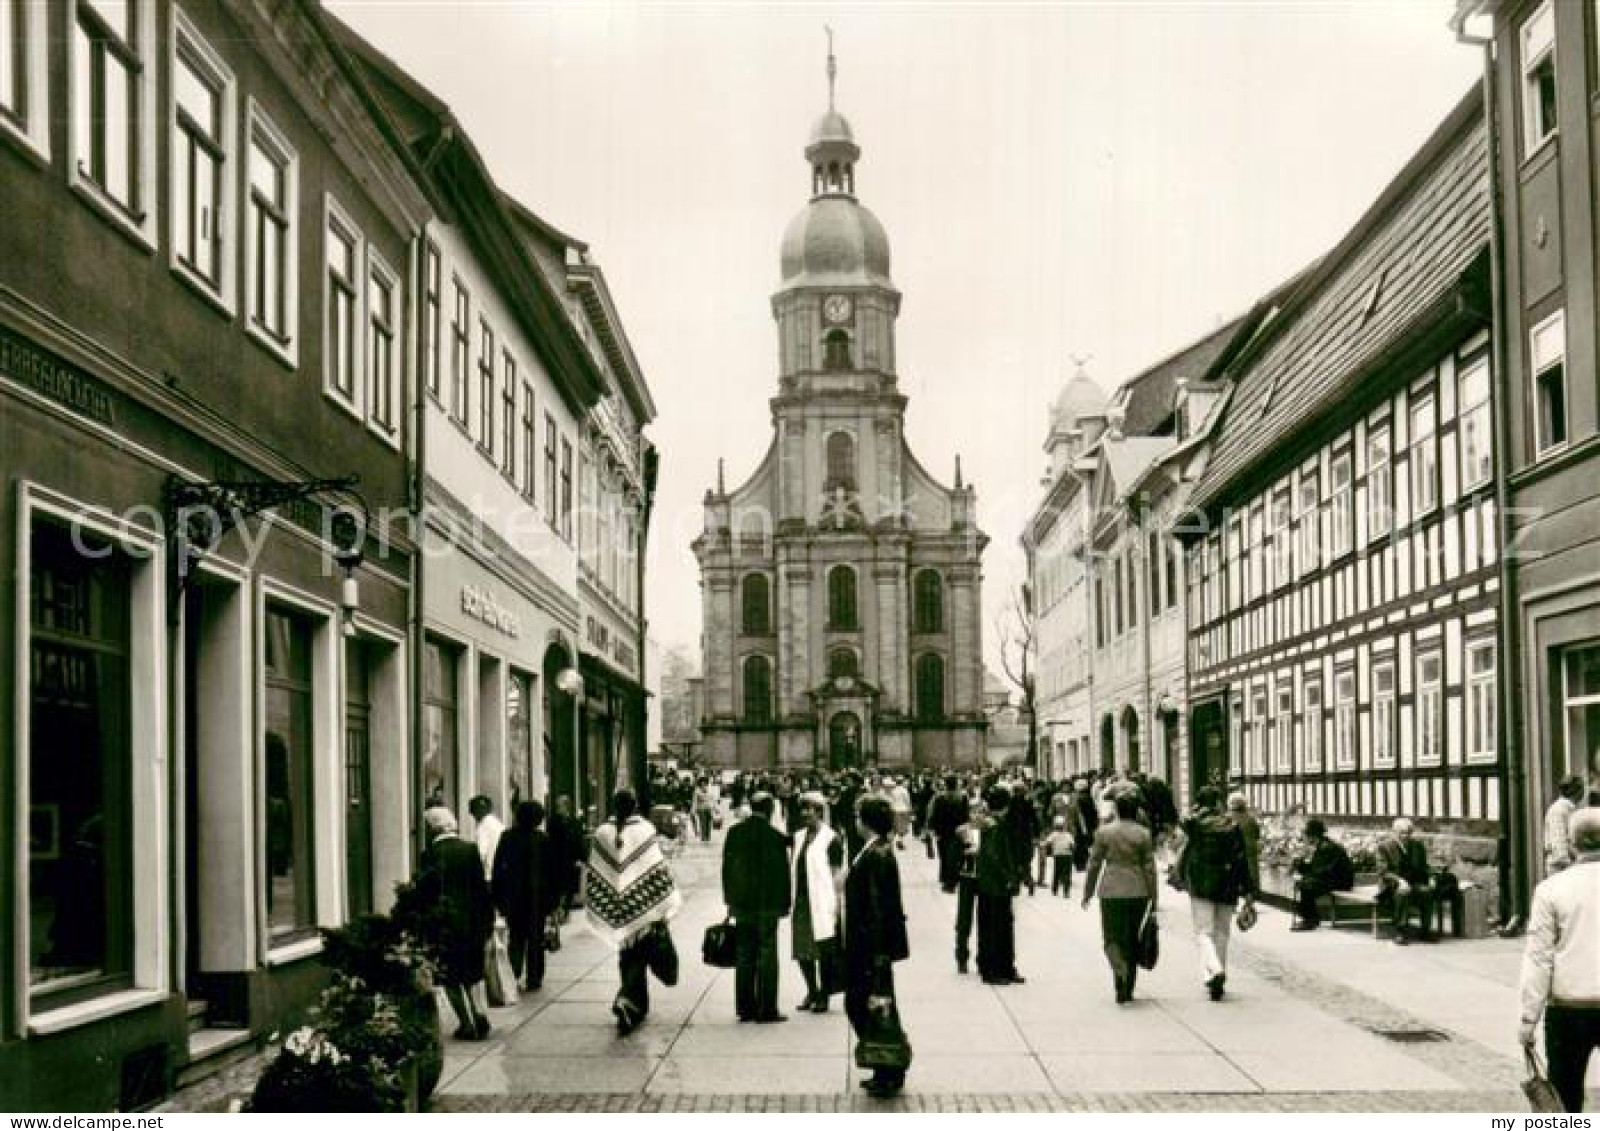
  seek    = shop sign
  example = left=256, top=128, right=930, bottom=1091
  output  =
left=462, top=584, right=520, bottom=638
left=585, top=614, right=637, bottom=673
left=0, top=326, right=116, bottom=425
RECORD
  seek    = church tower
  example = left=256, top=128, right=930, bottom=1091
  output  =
left=693, top=40, right=989, bottom=771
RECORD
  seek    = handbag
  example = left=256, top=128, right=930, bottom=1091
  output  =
left=1136, top=907, right=1160, bottom=971
left=853, top=1000, right=913, bottom=1073
left=702, top=918, right=738, bottom=969
left=1522, top=1048, right=1566, bottom=1113
left=643, top=921, right=679, bottom=986
left=484, top=929, right=519, bottom=1007
left=543, top=919, right=563, bottom=952
left=1235, top=900, right=1258, bottom=932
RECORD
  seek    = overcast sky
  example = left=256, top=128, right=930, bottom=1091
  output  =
left=329, top=1, right=1481, bottom=677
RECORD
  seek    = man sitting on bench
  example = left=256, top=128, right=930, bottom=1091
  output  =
left=1291, top=818, right=1353, bottom=931
left=1378, top=818, right=1437, bottom=945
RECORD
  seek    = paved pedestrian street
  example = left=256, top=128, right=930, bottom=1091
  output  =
left=430, top=833, right=1596, bottom=1113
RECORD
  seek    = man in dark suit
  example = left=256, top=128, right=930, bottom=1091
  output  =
left=1290, top=817, right=1354, bottom=930
left=722, top=792, right=792, bottom=1022
left=976, top=786, right=1024, bottom=985
left=845, top=796, right=911, bottom=1097
left=1378, top=817, right=1437, bottom=944
left=928, top=776, right=971, bottom=893
left=492, top=800, right=558, bottom=991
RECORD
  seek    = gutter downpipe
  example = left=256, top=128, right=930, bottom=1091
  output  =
left=1457, top=16, right=1528, bottom=928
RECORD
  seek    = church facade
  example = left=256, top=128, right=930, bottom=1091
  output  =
left=693, top=66, right=988, bottom=771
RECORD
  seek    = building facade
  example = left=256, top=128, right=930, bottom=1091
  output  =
left=0, top=0, right=426, bottom=1107
left=1182, top=91, right=1504, bottom=900
left=694, top=69, right=988, bottom=771
left=1454, top=0, right=1600, bottom=912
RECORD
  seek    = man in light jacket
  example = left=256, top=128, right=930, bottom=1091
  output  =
left=1520, top=807, right=1600, bottom=1113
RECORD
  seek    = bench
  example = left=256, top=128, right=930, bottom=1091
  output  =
left=1299, top=876, right=1479, bottom=938
left=1293, top=875, right=1390, bottom=936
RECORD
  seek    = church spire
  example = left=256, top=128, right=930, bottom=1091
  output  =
left=806, top=28, right=859, bottom=198
left=826, top=25, right=837, bottom=111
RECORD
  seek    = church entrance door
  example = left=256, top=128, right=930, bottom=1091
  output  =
left=828, top=711, right=862, bottom=771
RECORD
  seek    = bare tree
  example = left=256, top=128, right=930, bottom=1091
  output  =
left=995, top=583, right=1039, bottom=772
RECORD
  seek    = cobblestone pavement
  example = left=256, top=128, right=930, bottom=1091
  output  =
left=417, top=824, right=1594, bottom=1113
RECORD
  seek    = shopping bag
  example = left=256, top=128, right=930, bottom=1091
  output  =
left=853, top=999, right=913, bottom=1073
left=1136, top=908, right=1160, bottom=971
left=644, top=922, right=680, bottom=987
left=1523, top=1048, right=1566, bottom=1113
left=702, top=919, right=737, bottom=969
left=484, top=929, right=519, bottom=1007
left=1234, top=900, right=1258, bottom=933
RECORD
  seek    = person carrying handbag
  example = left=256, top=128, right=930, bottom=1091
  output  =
left=1179, top=786, right=1256, bottom=1003
left=1082, top=791, right=1159, bottom=1003
left=845, top=797, right=912, bottom=1098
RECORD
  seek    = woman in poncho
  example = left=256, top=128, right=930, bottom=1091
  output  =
left=585, top=788, right=683, bottom=1034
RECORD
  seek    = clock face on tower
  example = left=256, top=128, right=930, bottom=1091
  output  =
left=823, top=294, right=854, bottom=325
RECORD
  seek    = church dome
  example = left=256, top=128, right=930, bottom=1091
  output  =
left=780, top=197, right=893, bottom=289
left=809, top=108, right=854, bottom=147
left=1051, top=370, right=1107, bottom=428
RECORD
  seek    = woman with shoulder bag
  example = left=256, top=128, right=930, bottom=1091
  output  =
left=1083, top=791, right=1159, bottom=1003
left=845, top=797, right=913, bottom=1097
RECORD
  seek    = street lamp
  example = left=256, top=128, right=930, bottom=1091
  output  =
left=555, top=668, right=585, bottom=819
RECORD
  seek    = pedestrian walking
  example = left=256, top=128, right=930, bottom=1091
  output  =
left=1046, top=817, right=1076, bottom=897
left=1072, top=779, right=1100, bottom=873
left=722, top=792, right=793, bottom=1023
left=1520, top=807, right=1600, bottom=1112
left=1544, top=775, right=1588, bottom=874
left=418, top=806, right=495, bottom=1040
left=1180, top=786, right=1256, bottom=1001
left=547, top=795, right=586, bottom=921
left=1083, top=792, right=1158, bottom=1003
left=976, top=786, right=1024, bottom=985
left=845, top=797, right=912, bottom=1097
left=491, top=800, right=557, bottom=992
left=791, top=791, right=845, bottom=1013
left=584, top=789, right=683, bottom=1035
left=889, top=777, right=914, bottom=849
left=693, top=776, right=717, bottom=843
left=952, top=797, right=986, bottom=974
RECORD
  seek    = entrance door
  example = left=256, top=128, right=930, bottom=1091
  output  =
left=829, top=711, right=862, bottom=771
left=1190, top=698, right=1229, bottom=802
left=344, top=644, right=373, bottom=918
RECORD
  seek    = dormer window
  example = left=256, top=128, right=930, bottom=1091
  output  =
left=824, top=329, right=851, bottom=370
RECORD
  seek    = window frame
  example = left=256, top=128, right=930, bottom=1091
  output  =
left=500, top=350, right=517, bottom=480
left=1465, top=638, right=1498, bottom=766
left=1333, top=668, right=1357, bottom=772
left=1520, top=0, right=1558, bottom=158
left=1458, top=356, right=1492, bottom=490
left=421, top=241, right=442, bottom=402
left=449, top=277, right=470, bottom=427
left=168, top=7, right=234, bottom=308
left=477, top=319, right=495, bottom=456
left=560, top=437, right=573, bottom=542
left=1531, top=309, right=1569, bottom=457
left=1372, top=657, right=1396, bottom=770
left=0, top=0, right=49, bottom=159
left=1295, top=466, right=1320, bottom=578
left=520, top=382, right=536, bottom=503
left=365, top=247, right=400, bottom=444
left=1410, top=393, right=1439, bottom=517
left=1367, top=422, right=1393, bottom=541
left=1416, top=648, right=1444, bottom=768
left=543, top=414, right=558, bottom=528
left=915, top=652, right=946, bottom=722
left=243, top=100, right=297, bottom=367
left=322, top=195, right=363, bottom=418
left=68, top=0, right=158, bottom=245
left=741, top=573, right=772, bottom=636
left=1302, top=673, right=1324, bottom=773
left=1273, top=675, right=1293, bottom=774
left=828, top=564, right=859, bottom=632
left=741, top=654, right=774, bottom=724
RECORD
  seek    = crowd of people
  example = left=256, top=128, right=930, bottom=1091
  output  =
left=409, top=764, right=1598, bottom=1110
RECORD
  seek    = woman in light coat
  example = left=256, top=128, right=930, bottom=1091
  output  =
left=790, top=792, right=845, bottom=1012
left=1083, top=791, right=1159, bottom=1004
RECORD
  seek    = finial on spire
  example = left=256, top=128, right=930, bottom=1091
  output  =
left=825, top=26, right=837, bottom=111
left=1069, top=351, right=1094, bottom=378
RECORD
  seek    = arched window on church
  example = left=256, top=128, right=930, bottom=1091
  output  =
left=827, top=564, right=858, bottom=631
left=827, top=646, right=859, bottom=679
left=913, top=569, right=943, bottom=634
left=915, top=653, right=945, bottom=722
left=742, top=655, right=773, bottom=723
left=741, top=573, right=771, bottom=635
left=823, top=330, right=852, bottom=371
left=825, top=431, right=856, bottom=492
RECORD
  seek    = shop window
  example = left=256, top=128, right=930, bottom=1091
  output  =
left=507, top=670, right=535, bottom=805
left=264, top=604, right=317, bottom=942
left=29, top=521, right=132, bottom=1000
left=741, top=573, right=771, bottom=635
left=828, top=564, right=858, bottom=631
left=1561, top=643, right=1600, bottom=783
left=915, top=653, right=945, bottom=722
left=913, top=568, right=943, bottom=634
left=422, top=637, right=459, bottom=811
left=742, top=655, right=773, bottom=723
left=1532, top=310, right=1568, bottom=455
